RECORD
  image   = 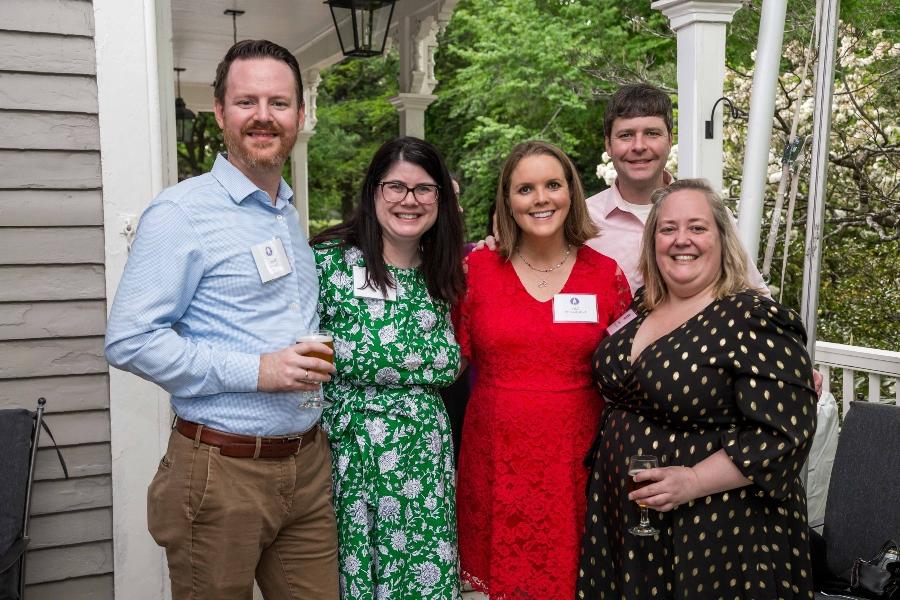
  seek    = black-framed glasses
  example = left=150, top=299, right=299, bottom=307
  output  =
left=378, top=180, right=440, bottom=205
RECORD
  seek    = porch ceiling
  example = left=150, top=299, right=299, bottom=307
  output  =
left=171, top=0, right=447, bottom=110
left=172, top=0, right=334, bottom=87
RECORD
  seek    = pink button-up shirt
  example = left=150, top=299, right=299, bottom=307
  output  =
left=585, top=176, right=768, bottom=296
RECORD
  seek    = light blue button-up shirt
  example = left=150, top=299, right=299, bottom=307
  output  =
left=106, top=155, right=320, bottom=435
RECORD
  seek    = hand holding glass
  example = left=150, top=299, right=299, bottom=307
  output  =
left=628, top=454, right=660, bottom=537
left=296, top=331, right=334, bottom=409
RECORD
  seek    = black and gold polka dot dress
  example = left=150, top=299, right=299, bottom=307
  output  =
left=577, top=291, right=817, bottom=600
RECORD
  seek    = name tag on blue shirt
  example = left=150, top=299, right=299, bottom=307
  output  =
left=251, top=238, right=292, bottom=283
left=553, top=293, right=598, bottom=323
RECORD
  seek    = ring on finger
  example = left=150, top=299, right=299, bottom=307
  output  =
left=303, top=368, right=310, bottom=382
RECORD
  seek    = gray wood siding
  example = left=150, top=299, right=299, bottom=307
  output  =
left=0, top=190, right=104, bottom=226
left=0, top=2, right=114, bottom=597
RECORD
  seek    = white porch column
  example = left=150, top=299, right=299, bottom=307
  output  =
left=94, top=0, right=175, bottom=598
left=291, top=68, right=320, bottom=236
left=389, top=14, right=443, bottom=138
left=652, top=0, right=743, bottom=192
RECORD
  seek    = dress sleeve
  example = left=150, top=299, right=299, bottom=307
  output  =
left=612, top=265, right=633, bottom=320
left=720, top=294, right=817, bottom=500
left=452, top=258, right=476, bottom=363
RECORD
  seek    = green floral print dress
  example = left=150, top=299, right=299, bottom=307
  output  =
left=314, top=241, right=462, bottom=600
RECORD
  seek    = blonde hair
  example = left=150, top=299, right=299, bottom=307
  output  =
left=639, top=179, right=759, bottom=310
left=494, top=141, right=598, bottom=258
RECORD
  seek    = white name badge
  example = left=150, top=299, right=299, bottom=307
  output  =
left=352, top=265, right=397, bottom=301
left=553, top=294, right=598, bottom=323
left=606, top=308, right=637, bottom=336
left=250, top=237, right=292, bottom=283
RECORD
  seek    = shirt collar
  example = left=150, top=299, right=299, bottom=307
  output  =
left=211, top=153, right=294, bottom=209
left=604, top=170, right=675, bottom=218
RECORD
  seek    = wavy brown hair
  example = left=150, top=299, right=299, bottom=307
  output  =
left=494, top=141, right=598, bottom=258
left=639, top=179, right=761, bottom=310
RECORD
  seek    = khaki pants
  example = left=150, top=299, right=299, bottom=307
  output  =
left=147, top=427, right=339, bottom=600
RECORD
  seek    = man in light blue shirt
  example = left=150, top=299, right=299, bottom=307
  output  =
left=106, top=40, right=338, bottom=600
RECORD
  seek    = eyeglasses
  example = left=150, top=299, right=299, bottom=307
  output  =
left=379, top=181, right=440, bottom=205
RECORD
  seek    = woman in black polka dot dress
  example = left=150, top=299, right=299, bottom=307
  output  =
left=578, top=180, right=816, bottom=600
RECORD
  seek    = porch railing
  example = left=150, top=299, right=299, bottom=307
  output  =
left=814, top=341, right=900, bottom=415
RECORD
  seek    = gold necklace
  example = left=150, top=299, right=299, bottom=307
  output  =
left=516, top=244, right=572, bottom=288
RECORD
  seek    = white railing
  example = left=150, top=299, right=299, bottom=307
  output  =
left=814, top=341, right=900, bottom=415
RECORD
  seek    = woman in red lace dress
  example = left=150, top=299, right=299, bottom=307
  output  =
left=455, top=141, right=631, bottom=599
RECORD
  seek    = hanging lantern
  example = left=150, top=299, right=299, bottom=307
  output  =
left=326, top=0, right=396, bottom=58
left=174, top=68, right=196, bottom=145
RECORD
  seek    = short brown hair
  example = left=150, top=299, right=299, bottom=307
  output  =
left=213, top=40, right=304, bottom=107
left=604, top=84, right=673, bottom=140
left=639, top=179, right=760, bottom=310
left=494, top=141, right=598, bottom=258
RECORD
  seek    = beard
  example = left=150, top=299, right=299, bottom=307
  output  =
left=223, top=119, right=298, bottom=171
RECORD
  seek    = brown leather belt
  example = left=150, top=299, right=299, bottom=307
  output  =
left=175, top=418, right=318, bottom=459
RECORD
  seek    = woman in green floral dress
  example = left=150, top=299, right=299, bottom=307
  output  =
left=311, top=137, right=467, bottom=600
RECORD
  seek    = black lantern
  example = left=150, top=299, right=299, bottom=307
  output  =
left=174, top=68, right=196, bottom=145
left=326, top=0, right=396, bottom=58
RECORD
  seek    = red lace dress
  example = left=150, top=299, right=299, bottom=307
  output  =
left=454, top=246, right=631, bottom=599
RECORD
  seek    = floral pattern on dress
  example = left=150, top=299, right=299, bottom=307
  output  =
left=314, top=241, right=461, bottom=600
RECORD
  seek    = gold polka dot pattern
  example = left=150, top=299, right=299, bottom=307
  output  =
left=577, top=291, right=817, bottom=599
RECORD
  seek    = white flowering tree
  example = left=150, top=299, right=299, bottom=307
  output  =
left=720, top=22, right=899, bottom=349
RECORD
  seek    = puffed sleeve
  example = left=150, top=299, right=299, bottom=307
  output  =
left=720, top=293, right=817, bottom=500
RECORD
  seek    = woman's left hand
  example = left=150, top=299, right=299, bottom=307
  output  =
left=628, top=466, right=704, bottom=512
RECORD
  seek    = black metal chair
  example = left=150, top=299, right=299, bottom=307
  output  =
left=0, top=399, right=66, bottom=600
left=813, top=401, right=900, bottom=599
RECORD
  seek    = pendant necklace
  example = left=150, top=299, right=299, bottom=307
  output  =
left=516, top=244, right=572, bottom=288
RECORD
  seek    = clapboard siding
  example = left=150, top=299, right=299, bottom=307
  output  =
left=0, top=190, right=103, bottom=226
left=30, top=476, right=112, bottom=516
left=0, top=227, right=105, bottom=264
left=29, top=508, right=113, bottom=548
left=0, top=301, right=107, bottom=339
left=0, top=374, right=109, bottom=412
left=38, top=410, right=110, bottom=447
left=1, top=1, right=115, bottom=595
left=0, top=111, right=100, bottom=150
left=35, top=443, right=111, bottom=480
left=0, top=150, right=101, bottom=189
left=0, top=266, right=106, bottom=301
left=0, top=337, right=107, bottom=378
left=26, top=574, right=114, bottom=600
left=0, top=73, right=98, bottom=113
left=2, top=0, right=95, bottom=38
left=0, top=31, right=95, bottom=75
left=26, top=541, right=114, bottom=584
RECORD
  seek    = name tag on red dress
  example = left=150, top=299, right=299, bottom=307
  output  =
left=553, top=294, right=598, bottom=323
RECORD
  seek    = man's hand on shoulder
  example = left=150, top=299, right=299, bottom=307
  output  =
left=258, top=342, right=336, bottom=392
left=471, top=235, right=498, bottom=252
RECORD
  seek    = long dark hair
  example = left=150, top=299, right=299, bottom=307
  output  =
left=312, top=137, right=466, bottom=304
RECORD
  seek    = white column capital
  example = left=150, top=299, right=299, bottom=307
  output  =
left=389, top=93, right=439, bottom=112
left=296, top=130, right=316, bottom=144
left=651, top=0, right=742, bottom=30
left=389, top=93, right=438, bottom=139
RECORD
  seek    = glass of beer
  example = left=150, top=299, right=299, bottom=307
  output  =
left=628, top=454, right=659, bottom=536
left=296, top=330, right=334, bottom=409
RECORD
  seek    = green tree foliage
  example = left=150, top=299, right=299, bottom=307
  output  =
left=308, top=52, right=399, bottom=231
left=428, top=0, right=674, bottom=238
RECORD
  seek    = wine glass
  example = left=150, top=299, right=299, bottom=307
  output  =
left=628, top=454, right=659, bottom=537
left=296, top=330, right=334, bottom=409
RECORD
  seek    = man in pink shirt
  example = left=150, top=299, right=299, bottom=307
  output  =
left=586, top=83, right=767, bottom=294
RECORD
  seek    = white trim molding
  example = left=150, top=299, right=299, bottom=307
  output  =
left=94, top=0, right=175, bottom=597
